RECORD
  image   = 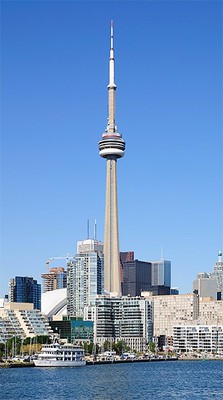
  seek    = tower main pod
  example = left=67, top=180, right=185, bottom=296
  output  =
left=98, top=21, right=125, bottom=297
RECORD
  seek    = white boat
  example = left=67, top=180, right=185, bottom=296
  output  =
left=33, top=343, right=86, bottom=367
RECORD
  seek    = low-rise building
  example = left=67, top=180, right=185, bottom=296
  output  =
left=173, top=325, right=223, bottom=353
left=0, top=302, right=52, bottom=342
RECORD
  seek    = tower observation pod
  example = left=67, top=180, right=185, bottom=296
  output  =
left=98, top=21, right=125, bottom=297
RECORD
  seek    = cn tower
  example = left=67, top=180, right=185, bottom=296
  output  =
left=98, top=21, right=125, bottom=297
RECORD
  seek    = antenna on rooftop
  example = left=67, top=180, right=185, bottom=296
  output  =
left=87, top=219, right=90, bottom=239
left=160, top=245, right=164, bottom=260
left=94, top=219, right=97, bottom=240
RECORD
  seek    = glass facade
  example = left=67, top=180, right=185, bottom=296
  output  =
left=122, top=260, right=152, bottom=296
left=151, top=260, right=171, bottom=287
left=67, top=249, right=104, bottom=318
left=71, top=320, right=93, bottom=342
left=9, top=276, right=41, bottom=310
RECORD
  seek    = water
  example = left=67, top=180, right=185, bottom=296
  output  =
left=0, top=361, right=223, bottom=400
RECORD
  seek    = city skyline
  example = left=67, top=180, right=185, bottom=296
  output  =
left=1, top=1, right=222, bottom=297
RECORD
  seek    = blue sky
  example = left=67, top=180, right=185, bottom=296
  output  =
left=1, top=1, right=222, bottom=297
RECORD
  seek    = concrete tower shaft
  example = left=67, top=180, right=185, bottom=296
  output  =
left=98, top=21, right=125, bottom=297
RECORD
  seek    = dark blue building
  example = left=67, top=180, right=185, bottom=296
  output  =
left=9, top=276, right=41, bottom=310
left=122, top=259, right=152, bottom=297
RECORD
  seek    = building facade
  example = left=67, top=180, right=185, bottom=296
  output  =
left=209, top=251, right=223, bottom=300
left=149, top=293, right=199, bottom=345
left=120, top=251, right=134, bottom=293
left=84, top=296, right=153, bottom=352
left=67, top=239, right=104, bottom=318
left=151, top=259, right=171, bottom=288
left=0, top=302, right=52, bottom=342
left=122, top=260, right=152, bottom=297
left=9, top=276, right=41, bottom=310
left=193, top=272, right=217, bottom=300
left=41, top=267, right=67, bottom=293
left=173, top=325, right=223, bottom=353
left=198, top=298, right=223, bottom=325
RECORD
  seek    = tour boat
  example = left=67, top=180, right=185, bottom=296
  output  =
left=33, top=343, right=86, bottom=367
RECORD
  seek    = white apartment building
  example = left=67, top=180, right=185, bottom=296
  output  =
left=173, top=325, right=223, bottom=353
left=84, top=296, right=153, bottom=353
left=0, top=302, right=53, bottom=342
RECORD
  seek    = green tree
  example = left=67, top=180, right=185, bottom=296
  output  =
left=103, top=340, right=111, bottom=352
left=0, top=343, right=5, bottom=359
left=149, top=341, right=155, bottom=353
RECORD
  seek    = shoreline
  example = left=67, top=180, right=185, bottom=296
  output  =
left=1, top=356, right=222, bottom=368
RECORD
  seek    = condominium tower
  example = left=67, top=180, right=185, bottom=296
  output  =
left=41, top=267, right=67, bottom=293
left=98, top=21, right=125, bottom=297
left=67, top=239, right=104, bottom=318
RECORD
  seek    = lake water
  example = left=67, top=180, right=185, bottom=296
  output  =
left=1, top=360, right=223, bottom=400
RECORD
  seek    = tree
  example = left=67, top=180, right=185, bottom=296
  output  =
left=103, top=340, right=111, bottom=352
left=149, top=341, right=155, bottom=353
left=0, top=343, right=5, bottom=359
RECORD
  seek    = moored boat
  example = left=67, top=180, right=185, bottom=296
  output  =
left=33, top=343, right=86, bottom=367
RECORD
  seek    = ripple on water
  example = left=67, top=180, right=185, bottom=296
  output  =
left=0, top=361, right=222, bottom=400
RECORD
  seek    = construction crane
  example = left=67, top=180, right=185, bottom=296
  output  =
left=46, top=254, right=75, bottom=273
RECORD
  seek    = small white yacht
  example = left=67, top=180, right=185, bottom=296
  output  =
left=33, top=343, right=86, bottom=367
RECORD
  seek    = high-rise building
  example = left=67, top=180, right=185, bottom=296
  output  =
left=122, top=260, right=152, bottom=297
left=67, top=239, right=104, bottom=318
left=9, top=276, right=41, bottom=310
left=151, top=259, right=171, bottom=288
left=41, top=267, right=67, bottom=293
left=209, top=251, right=223, bottom=300
left=120, top=251, right=134, bottom=293
left=98, top=21, right=125, bottom=297
left=77, top=239, right=103, bottom=254
left=193, top=272, right=217, bottom=300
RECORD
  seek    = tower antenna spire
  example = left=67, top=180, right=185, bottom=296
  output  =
left=111, top=19, right=114, bottom=49
left=106, top=19, right=117, bottom=132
